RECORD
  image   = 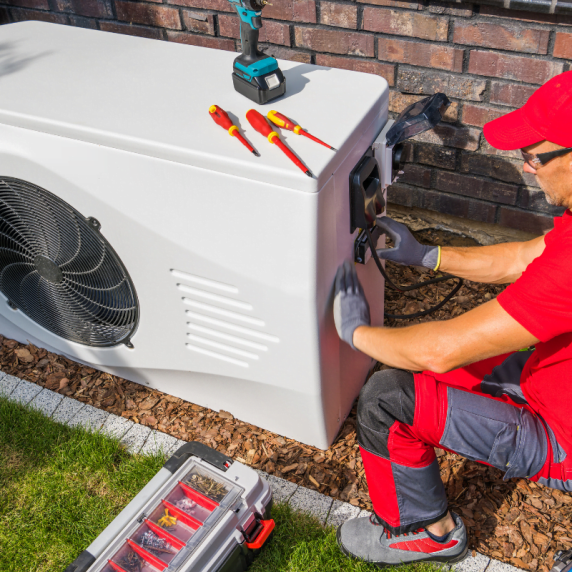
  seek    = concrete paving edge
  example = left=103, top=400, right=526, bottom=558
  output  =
left=0, top=371, right=520, bottom=572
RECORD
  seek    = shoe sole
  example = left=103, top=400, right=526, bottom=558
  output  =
left=336, top=528, right=469, bottom=568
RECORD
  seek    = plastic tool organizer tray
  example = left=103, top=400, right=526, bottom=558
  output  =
left=65, top=443, right=274, bottom=572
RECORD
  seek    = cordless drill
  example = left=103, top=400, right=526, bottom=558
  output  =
left=228, top=0, right=286, bottom=104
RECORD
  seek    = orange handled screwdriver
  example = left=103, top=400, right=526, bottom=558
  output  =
left=209, top=105, right=258, bottom=156
left=246, top=109, right=312, bottom=178
left=267, top=110, right=336, bottom=151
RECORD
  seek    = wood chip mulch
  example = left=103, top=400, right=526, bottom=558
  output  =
left=1, top=228, right=568, bottom=572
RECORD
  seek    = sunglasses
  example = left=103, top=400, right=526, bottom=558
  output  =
left=521, top=147, right=572, bottom=169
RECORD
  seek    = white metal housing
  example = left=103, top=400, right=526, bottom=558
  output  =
left=0, top=22, right=389, bottom=448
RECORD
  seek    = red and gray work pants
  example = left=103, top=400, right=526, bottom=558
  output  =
left=358, top=351, right=570, bottom=534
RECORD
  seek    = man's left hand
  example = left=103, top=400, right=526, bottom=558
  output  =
left=333, top=261, right=370, bottom=350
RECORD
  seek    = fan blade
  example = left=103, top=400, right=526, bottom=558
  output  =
left=0, top=261, right=36, bottom=307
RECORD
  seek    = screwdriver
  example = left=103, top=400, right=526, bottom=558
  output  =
left=246, top=109, right=312, bottom=177
left=267, top=110, right=336, bottom=150
left=209, top=105, right=258, bottom=155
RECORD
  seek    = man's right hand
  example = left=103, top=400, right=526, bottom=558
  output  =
left=376, top=217, right=439, bottom=270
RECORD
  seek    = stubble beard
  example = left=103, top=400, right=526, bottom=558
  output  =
left=537, top=178, right=567, bottom=208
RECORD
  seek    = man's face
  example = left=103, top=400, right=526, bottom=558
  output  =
left=522, top=141, right=572, bottom=208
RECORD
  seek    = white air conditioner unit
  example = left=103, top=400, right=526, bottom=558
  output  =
left=0, top=21, right=392, bottom=449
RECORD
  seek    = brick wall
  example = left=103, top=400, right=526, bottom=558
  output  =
left=1, top=0, right=570, bottom=235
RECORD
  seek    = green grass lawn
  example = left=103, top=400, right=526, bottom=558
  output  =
left=0, top=396, right=436, bottom=572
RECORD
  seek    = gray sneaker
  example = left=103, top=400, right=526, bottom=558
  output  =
left=336, top=511, right=468, bottom=567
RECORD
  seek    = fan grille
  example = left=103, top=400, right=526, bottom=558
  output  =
left=0, top=177, right=139, bottom=347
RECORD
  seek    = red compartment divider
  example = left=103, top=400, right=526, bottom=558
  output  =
left=108, top=561, right=128, bottom=572
left=145, top=519, right=185, bottom=550
left=163, top=500, right=202, bottom=529
left=127, top=539, right=167, bottom=571
left=178, top=481, right=219, bottom=510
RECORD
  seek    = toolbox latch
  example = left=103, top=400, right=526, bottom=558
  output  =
left=242, top=513, right=275, bottom=550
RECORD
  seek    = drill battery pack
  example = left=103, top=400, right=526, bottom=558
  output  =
left=232, top=68, right=286, bottom=105
left=65, top=442, right=274, bottom=572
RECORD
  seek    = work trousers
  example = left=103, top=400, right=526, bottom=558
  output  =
left=357, top=351, right=571, bottom=535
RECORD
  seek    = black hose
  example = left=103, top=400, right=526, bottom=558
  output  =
left=364, top=224, right=464, bottom=320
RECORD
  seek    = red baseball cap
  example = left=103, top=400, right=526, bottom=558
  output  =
left=483, top=71, right=572, bottom=150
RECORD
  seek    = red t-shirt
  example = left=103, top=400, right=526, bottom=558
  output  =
left=497, top=209, right=572, bottom=454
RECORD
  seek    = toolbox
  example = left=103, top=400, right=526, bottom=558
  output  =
left=65, top=443, right=274, bottom=572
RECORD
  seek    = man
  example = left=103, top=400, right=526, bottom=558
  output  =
left=334, top=71, right=572, bottom=567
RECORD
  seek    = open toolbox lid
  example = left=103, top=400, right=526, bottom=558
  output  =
left=95, top=459, right=245, bottom=572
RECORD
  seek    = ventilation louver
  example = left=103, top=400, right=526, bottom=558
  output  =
left=0, top=177, right=139, bottom=347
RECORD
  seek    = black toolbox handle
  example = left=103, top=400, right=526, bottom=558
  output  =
left=164, top=441, right=233, bottom=474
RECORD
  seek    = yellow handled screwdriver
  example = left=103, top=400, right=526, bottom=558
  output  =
left=267, top=111, right=336, bottom=151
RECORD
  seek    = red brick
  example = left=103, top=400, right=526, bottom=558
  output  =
left=398, top=164, right=431, bottom=188
left=7, top=0, right=48, bottom=10
left=320, top=2, right=357, bottom=29
left=55, top=0, right=112, bottom=17
left=259, top=44, right=312, bottom=63
left=10, top=8, right=68, bottom=22
left=116, top=1, right=181, bottom=29
left=468, top=51, right=564, bottom=85
left=378, top=37, right=463, bottom=72
left=389, top=91, right=458, bottom=122
left=480, top=140, right=522, bottom=160
left=454, top=22, right=550, bottom=55
left=264, top=0, right=316, bottom=23
left=363, top=8, right=448, bottom=42
left=357, top=0, right=421, bottom=8
left=295, top=27, right=374, bottom=57
left=422, top=190, right=497, bottom=223
left=416, top=143, right=457, bottom=170
left=434, top=171, right=517, bottom=205
left=0, top=7, right=11, bottom=23
left=397, top=69, right=486, bottom=101
left=459, top=153, right=536, bottom=186
left=167, top=0, right=233, bottom=12
left=316, top=54, right=394, bottom=85
left=387, top=183, right=424, bottom=209
left=479, top=5, right=572, bottom=26
left=519, top=188, right=565, bottom=215
left=554, top=32, right=572, bottom=59
left=181, top=11, right=215, bottom=35
left=498, top=207, right=554, bottom=234
left=427, top=1, right=472, bottom=17
left=100, top=21, right=163, bottom=39
left=414, top=124, right=481, bottom=151
left=218, top=14, right=290, bottom=46
left=167, top=31, right=235, bottom=51
left=489, top=81, right=536, bottom=107
left=461, top=104, right=506, bottom=128
left=69, top=15, right=97, bottom=27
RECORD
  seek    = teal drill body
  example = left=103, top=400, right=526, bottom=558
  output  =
left=227, top=0, right=286, bottom=104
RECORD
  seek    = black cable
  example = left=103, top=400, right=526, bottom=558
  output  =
left=364, top=224, right=464, bottom=320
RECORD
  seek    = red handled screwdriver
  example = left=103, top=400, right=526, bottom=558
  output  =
left=246, top=109, right=312, bottom=177
left=209, top=105, right=258, bottom=156
left=267, top=110, right=336, bottom=151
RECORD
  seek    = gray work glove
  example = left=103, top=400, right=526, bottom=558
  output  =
left=375, top=216, right=439, bottom=269
left=333, top=261, right=370, bottom=350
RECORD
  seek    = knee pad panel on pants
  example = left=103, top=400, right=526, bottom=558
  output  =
left=357, top=369, right=415, bottom=456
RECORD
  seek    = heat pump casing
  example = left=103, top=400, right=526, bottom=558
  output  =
left=0, top=22, right=389, bottom=449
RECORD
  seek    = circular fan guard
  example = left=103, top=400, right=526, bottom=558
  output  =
left=0, top=177, right=139, bottom=347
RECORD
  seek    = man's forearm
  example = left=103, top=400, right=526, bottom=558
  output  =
left=439, top=235, right=545, bottom=284
left=352, top=299, right=540, bottom=374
